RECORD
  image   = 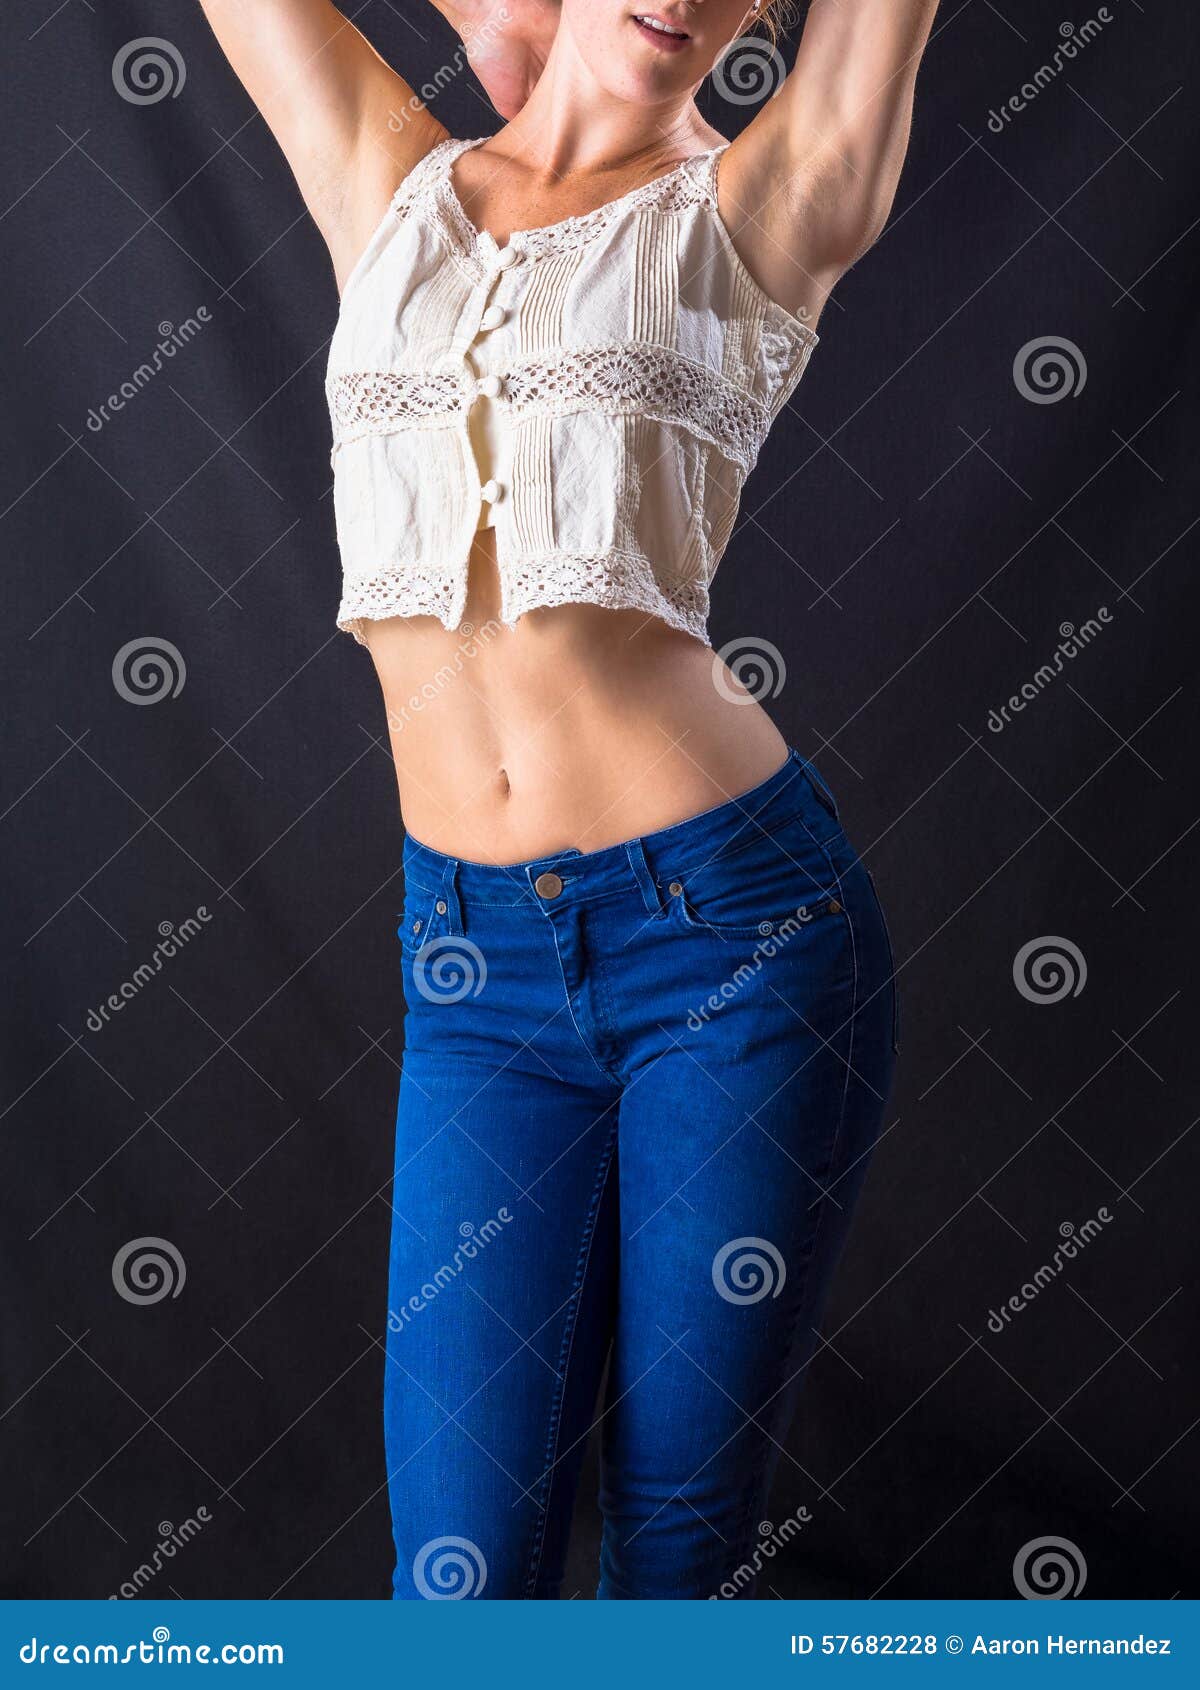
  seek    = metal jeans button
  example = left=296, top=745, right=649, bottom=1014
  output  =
left=534, top=871, right=563, bottom=899
left=435, top=900, right=448, bottom=915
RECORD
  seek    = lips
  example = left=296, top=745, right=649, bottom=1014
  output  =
left=630, top=13, right=692, bottom=52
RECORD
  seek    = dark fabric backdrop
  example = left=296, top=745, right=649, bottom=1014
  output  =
left=2, top=0, right=1197, bottom=1600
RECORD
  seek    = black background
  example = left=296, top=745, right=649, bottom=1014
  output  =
left=2, top=0, right=1197, bottom=1600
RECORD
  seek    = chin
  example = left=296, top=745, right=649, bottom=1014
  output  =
left=565, top=6, right=721, bottom=102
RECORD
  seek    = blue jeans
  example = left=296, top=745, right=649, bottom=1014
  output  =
left=385, top=749, right=898, bottom=1599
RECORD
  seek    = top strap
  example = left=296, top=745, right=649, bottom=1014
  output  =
left=390, top=135, right=471, bottom=217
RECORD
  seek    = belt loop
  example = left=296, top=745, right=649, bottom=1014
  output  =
left=799, top=754, right=841, bottom=825
left=624, top=838, right=663, bottom=917
left=439, top=857, right=464, bottom=936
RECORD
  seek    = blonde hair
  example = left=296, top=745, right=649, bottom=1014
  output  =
left=754, top=0, right=801, bottom=49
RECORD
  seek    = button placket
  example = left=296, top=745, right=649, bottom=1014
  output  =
left=467, top=251, right=517, bottom=517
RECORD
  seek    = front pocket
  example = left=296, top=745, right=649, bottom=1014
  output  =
left=661, top=817, right=844, bottom=940
left=671, top=887, right=844, bottom=942
left=667, top=873, right=845, bottom=943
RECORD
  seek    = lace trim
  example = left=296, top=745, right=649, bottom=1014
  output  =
left=337, top=549, right=710, bottom=646
left=328, top=344, right=770, bottom=469
left=327, top=369, right=461, bottom=446
left=503, top=549, right=710, bottom=639
left=388, top=137, right=463, bottom=223
left=337, top=573, right=459, bottom=646
left=504, top=344, right=768, bottom=472
left=430, top=137, right=720, bottom=273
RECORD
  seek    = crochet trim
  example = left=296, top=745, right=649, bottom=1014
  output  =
left=337, top=549, right=711, bottom=646
left=421, top=137, right=723, bottom=274
left=327, top=343, right=770, bottom=471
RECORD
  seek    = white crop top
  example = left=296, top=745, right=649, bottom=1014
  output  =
left=326, top=135, right=818, bottom=645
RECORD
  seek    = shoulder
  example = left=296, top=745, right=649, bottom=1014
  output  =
left=331, top=114, right=454, bottom=294
left=708, top=125, right=845, bottom=328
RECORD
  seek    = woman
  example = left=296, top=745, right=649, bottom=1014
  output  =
left=198, top=0, right=937, bottom=1599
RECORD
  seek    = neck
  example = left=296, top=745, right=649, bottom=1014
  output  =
left=490, top=23, right=718, bottom=182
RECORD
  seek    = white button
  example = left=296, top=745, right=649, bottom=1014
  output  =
left=477, top=374, right=502, bottom=398
left=480, top=478, right=502, bottom=503
left=479, top=305, right=506, bottom=331
left=495, top=245, right=518, bottom=268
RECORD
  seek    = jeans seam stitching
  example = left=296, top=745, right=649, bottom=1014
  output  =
left=726, top=934, right=858, bottom=1592
left=546, top=918, right=625, bottom=1083
left=524, top=1115, right=619, bottom=1597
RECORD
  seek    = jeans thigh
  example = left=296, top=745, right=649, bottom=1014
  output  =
left=596, top=858, right=894, bottom=1598
left=386, top=1047, right=619, bottom=1599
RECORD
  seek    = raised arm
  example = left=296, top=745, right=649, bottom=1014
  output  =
left=722, top=0, right=941, bottom=324
left=196, top=1, right=447, bottom=288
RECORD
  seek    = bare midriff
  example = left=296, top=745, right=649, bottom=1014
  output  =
left=362, top=531, right=790, bottom=866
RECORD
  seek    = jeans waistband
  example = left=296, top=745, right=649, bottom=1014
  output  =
left=400, top=748, right=841, bottom=912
